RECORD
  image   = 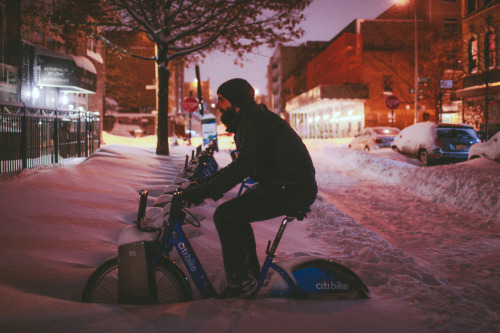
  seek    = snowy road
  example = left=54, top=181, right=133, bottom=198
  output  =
left=307, top=144, right=500, bottom=331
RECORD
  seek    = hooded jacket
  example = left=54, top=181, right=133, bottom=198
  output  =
left=205, top=102, right=317, bottom=206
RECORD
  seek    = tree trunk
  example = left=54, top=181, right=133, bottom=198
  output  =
left=156, top=63, right=170, bottom=155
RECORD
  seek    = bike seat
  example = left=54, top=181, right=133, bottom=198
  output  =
left=286, top=207, right=311, bottom=221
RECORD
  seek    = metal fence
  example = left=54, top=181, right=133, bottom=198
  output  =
left=0, top=102, right=100, bottom=174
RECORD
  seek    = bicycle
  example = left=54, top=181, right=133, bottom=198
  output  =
left=81, top=190, right=369, bottom=304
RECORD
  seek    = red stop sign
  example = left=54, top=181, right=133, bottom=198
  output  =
left=385, top=95, right=400, bottom=110
left=182, top=97, right=199, bottom=113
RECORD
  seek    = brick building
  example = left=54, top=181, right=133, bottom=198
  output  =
left=456, top=0, right=500, bottom=138
left=267, top=42, right=328, bottom=119
left=279, top=0, right=463, bottom=139
left=0, top=0, right=103, bottom=113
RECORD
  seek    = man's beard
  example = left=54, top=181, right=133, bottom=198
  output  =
left=220, top=105, right=237, bottom=127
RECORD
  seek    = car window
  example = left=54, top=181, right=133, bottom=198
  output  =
left=373, top=128, right=400, bottom=135
left=437, top=128, right=479, bottom=140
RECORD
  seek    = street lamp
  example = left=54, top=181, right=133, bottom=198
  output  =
left=397, top=0, right=419, bottom=124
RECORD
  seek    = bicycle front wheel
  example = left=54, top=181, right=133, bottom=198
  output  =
left=81, top=257, right=192, bottom=304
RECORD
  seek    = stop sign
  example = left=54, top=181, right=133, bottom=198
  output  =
left=182, top=97, right=199, bottom=113
left=385, top=95, right=400, bottom=110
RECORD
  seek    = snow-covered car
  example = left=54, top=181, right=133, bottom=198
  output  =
left=391, top=122, right=481, bottom=166
left=349, top=127, right=400, bottom=152
left=468, top=131, right=500, bottom=162
left=108, top=124, right=143, bottom=138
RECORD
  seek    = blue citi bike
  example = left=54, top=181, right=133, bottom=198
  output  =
left=81, top=145, right=369, bottom=304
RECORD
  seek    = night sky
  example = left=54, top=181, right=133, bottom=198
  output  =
left=185, top=0, right=394, bottom=98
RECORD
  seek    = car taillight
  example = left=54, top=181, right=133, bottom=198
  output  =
left=374, top=139, right=383, bottom=143
left=435, top=137, right=441, bottom=146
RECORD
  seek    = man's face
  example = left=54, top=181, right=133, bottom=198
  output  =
left=216, top=94, right=236, bottom=114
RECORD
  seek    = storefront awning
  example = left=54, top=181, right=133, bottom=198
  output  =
left=70, top=55, right=97, bottom=93
left=34, top=47, right=97, bottom=94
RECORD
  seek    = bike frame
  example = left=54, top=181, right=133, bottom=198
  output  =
left=160, top=213, right=217, bottom=298
left=157, top=196, right=306, bottom=299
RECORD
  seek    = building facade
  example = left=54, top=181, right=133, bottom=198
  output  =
left=0, top=0, right=103, bottom=113
left=267, top=42, right=327, bottom=119
left=276, top=0, right=464, bottom=139
left=457, top=0, right=500, bottom=138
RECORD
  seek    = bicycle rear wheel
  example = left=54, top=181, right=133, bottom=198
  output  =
left=81, top=257, right=192, bottom=304
left=292, top=259, right=369, bottom=300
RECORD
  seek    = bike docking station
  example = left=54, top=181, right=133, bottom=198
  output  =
left=81, top=140, right=369, bottom=304
left=117, top=190, right=160, bottom=305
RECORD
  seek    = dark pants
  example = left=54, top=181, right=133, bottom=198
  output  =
left=213, top=183, right=316, bottom=283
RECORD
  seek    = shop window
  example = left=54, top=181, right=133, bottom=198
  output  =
left=485, top=32, right=496, bottom=69
left=468, top=37, right=478, bottom=73
left=8, top=69, right=17, bottom=85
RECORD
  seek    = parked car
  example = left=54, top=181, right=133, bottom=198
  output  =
left=348, top=127, right=401, bottom=152
left=391, top=122, right=481, bottom=166
left=468, top=131, right=500, bottom=162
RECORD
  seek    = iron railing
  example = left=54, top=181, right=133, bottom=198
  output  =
left=0, top=102, right=100, bottom=174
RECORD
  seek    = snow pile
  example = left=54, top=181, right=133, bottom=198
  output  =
left=310, top=145, right=499, bottom=221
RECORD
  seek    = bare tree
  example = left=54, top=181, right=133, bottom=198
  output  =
left=98, top=0, right=311, bottom=155
left=418, top=29, right=463, bottom=121
left=25, top=0, right=310, bottom=154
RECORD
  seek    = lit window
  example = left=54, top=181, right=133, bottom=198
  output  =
left=468, top=38, right=478, bottom=73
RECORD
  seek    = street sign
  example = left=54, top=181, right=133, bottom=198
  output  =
left=385, top=95, right=400, bottom=110
left=145, top=85, right=156, bottom=90
left=409, top=88, right=423, bottom=94
left=182, top=97, right=199, bottom=113
left=440, top=80, right=453, bottom=89
left=418, top=77, right=430, bottom=83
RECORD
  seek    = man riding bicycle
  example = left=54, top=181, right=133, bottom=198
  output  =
left=180, top=78, right=317, bottom=299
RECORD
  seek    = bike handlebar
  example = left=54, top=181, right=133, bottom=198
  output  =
left=169, top=192, right=186, bottom=222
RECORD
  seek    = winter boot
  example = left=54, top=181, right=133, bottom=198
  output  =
left=217, top=272, right=259, bottom=299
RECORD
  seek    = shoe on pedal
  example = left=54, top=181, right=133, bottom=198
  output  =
left=217, top=274, right=258, bottom=299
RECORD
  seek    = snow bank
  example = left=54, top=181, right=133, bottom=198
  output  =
left=310, top=145, right=499, bottom=222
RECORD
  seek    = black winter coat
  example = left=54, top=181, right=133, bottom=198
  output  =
left=205, top=103, right=317, bottom=208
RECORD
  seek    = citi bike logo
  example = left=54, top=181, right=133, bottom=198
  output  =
left=316, top=280, right=349, bottom=291
left=178, top=243, right=197, bottom=272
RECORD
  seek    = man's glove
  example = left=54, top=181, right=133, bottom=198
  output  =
left=179, top=182, right=208, bottom=206
left=179, top=181, right=223, bottom=206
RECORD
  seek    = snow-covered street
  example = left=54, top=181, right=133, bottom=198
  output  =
left=0, top=134, right=498, bottom=332
left=307, top=143, right=499, bottom=331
